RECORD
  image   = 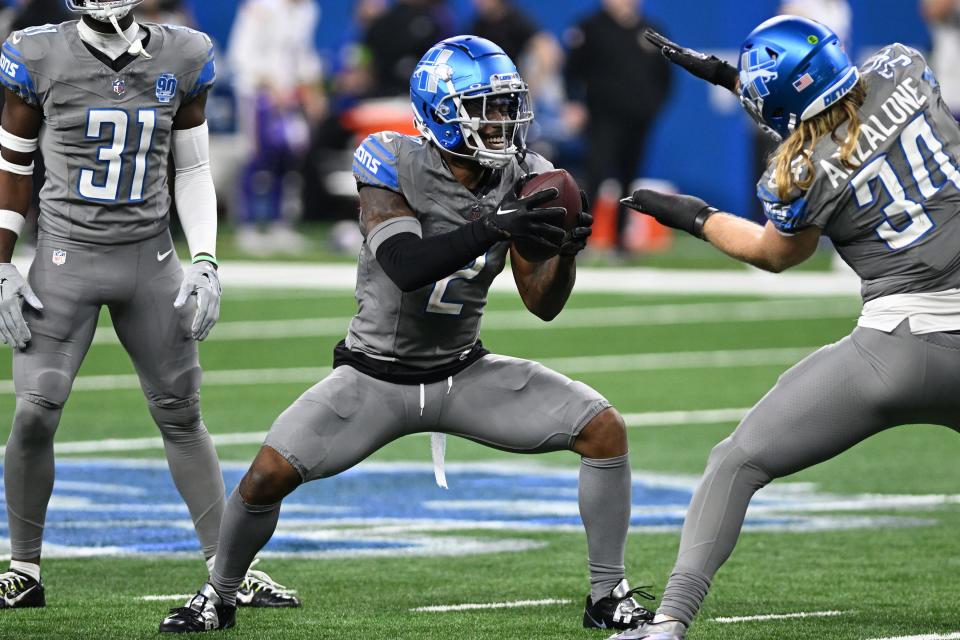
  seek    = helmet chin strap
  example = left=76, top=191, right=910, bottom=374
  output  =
left=107, top=11, right=151, bottom=59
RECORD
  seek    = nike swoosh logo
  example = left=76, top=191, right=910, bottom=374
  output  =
left=381, top=133, right=393, bottom=143
left=157, top=249, right=174, bottom=262
left=4, top=584, right=35, bottom=606
left=584, top=610, right=606, bottom=629
left=12, top=32, right=22, bottom=44
left=497, top=207, right=517, bottom=216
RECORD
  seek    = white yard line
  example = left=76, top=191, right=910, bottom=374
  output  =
left=711, top=610, right=846, bottom=623
left=11, top=257, right=860, bottom=295
left=88, top=299, right=858, bottom=344
left=624, top=408, right=749, bottom=427
left=866, top=634, right=960, bottom=640
left=0, top=347, right=817, bottom=395
left=0, top=407, right=751, bottom=458
left=410, top=598, right=571, bottom=612
left=138, top=594, right=194, bottom=602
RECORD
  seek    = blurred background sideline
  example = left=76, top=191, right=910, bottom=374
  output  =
left=0, top=0, right=948, bottom=264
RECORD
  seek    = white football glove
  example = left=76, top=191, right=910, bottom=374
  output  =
left=0, top=263, right=43, bottom=350
left=174, top=261, right=221, bottom=341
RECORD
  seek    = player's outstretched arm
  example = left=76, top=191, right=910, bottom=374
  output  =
left=622, top=189, right=820, bottom=273
left=0, top=88, right=43, bottom=349
left=644, top=29, right=739, bottom=93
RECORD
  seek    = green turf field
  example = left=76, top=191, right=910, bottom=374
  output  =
left=1, top=285, right=958, bottom=640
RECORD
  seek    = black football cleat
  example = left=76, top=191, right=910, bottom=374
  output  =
left=583, top=579, right=655, bottom=630
left=159, top=584, right=236, bottom=633
left=607, top=620, right=687, bottom=639
left=237, top=563, right=300, bottom=608
left=0, top=570, right=45, bottom=609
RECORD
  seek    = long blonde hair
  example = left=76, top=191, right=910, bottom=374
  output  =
left=771, top=80, right=867, bottom=200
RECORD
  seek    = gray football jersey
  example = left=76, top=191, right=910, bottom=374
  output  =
left=0, top=21, right=215, bottom=243
left=349, top=132, right=553, bottom=369
left=758, top=44, right=960, bottom=302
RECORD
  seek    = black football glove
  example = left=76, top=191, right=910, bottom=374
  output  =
left=559, top=189, right=593, bottom=257
left=621, top=189, right=717, bottom=240
left=482, top=175, right=566, bottom=252
left=644, top=29, right=739, bottom=93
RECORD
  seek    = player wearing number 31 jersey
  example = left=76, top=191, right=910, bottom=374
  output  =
left=0, top=0, right=295, bottom=611
left=614, top=16, right=960, bottom=639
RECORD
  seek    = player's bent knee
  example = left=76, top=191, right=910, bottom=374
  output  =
left=18, top=367, right=73, bottom=411
left=573, top=408, right=628, bottom=458
left=705, top=437, right=773, bottom=489
left=11, top=397, right=61, bottom=444
left=144, top=366, right=202, bottom=408
left=238, top=446, right=303, bottom=506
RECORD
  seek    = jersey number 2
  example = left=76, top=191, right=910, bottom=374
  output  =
left=78, top=109, right=157, bottom=202
left=426, top=254, right=486, bottom=315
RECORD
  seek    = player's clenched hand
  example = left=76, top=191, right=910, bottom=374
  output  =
left=622, top=189, right=717, bottom=240
left=174, top=261, right=221, bottom=341
left=0, top=263, right=42, bottom=350
left=644, top=28, right=739, bottom=93
left=560, top=189, right=593, bottom=257
left=482, top=177, right=566, bottom=250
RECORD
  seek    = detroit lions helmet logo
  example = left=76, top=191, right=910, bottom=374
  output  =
left=740, top=48, right=779, bottom=101
left=413, top=47, right=454, bottom=94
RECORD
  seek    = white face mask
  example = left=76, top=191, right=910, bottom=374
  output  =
left=65, top=1, right=142, bottom=22
left=66, top=0, right=151, bottom=58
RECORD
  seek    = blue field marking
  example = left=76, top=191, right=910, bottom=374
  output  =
left=0, top=459, right=942, bottom=559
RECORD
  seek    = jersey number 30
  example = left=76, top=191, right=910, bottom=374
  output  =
left=78, top=108, right=157, bottom=202
left=851, top=114, right=960, bottom=250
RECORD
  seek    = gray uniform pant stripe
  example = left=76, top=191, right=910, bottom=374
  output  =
left=659, top=322, right=960, bottom=625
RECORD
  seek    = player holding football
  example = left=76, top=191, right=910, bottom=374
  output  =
left=611, top=16, right=960, bottom=640
left=0, top=0, right=296, bottom=610
left=159, top=35, right=653, bottom=634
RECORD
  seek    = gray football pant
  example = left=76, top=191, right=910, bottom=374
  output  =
left=211, top=356, right=627, bottom=604
left=4, top=231, right=224, bottom=560
left=659, top=323, right=960, bottom=625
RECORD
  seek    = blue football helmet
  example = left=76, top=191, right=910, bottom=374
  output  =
left=65, top=0, right=143, bottom=21
left=410, top=35, right=533, bottom=168
left=738, top=16, right=859, bottom=140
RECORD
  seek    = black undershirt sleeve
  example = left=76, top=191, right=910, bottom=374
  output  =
left=374, top=221, right=504, bottom=292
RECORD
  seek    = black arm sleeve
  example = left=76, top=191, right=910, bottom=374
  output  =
left=374, top=220, right=503, bottom=292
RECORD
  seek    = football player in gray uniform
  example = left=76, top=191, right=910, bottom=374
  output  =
left=159, top=35, right=653, bottom=634
left=612, top=17, right=960, bottom=640
left=0, top=0, right=296, bottom=611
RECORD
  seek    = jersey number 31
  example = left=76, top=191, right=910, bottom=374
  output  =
left=78, top=108, right=157, bottom=202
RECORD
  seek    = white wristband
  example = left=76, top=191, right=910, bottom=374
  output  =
left=0, top=127, right=39, bottom=154
left=0, top=210, right=25, bottom=236
left=0, top=155, right=34, bottom=176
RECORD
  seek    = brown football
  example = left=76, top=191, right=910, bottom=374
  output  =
left=513, top=169, right=582, bottom=262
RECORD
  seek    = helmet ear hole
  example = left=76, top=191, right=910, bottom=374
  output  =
left=766, top=48, right=779, bottom=59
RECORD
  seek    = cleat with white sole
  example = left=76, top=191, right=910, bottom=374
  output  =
left=159, top=583, right=236, bottom=633
left=0, top=570, right=45, bottom=609
left=607, top=620, right=687, bottom=639
left=583, top=579, right=655, bottom=630
left=237, top=559, right=300, bottom=608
